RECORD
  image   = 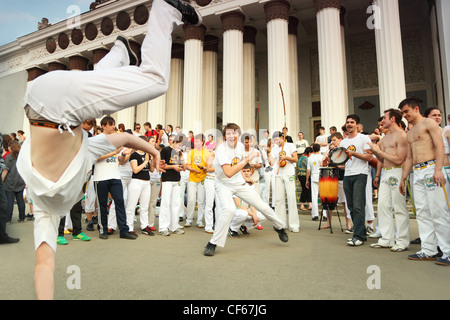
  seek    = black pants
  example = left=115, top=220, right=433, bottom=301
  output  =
left=95, top=179, right=129, bottom=235
left=298, top=175, right=311, bottom=203
left=58, top=199, right=82, bottom=237
left=0, top=179, right=10, bottom=241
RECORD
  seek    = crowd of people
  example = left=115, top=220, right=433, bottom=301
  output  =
left=2, top=97, right=450, bottom=268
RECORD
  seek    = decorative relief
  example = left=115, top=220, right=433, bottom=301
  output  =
left=313, top=0, right=340, bottom=14
left=101, top=17, right=114, bottom=36
left=184, top=24, right=206, bottom=41
left=221, top=11, right=245, bottom=33
left=71, top=28, right=84, bottom=45
left=85, top=22, right=98, bottom=41
left=310, top=45, right=320, bottom=96
left=58, top=32, right=70, bottom=50
left=46, top=38, right=56, bottom=53
left=134, top=5, right=149, bottom=25
left=116, top=11, right=131, bottom=31
left=350, top=36, right=378, bottom=90
left=402, top=30, right=426, bottom=84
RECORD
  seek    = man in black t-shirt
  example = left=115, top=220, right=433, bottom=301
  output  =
left=159, top=134, right=186, bottom=236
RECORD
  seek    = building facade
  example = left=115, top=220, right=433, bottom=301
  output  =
left=0, top=0, right=449, bottom=143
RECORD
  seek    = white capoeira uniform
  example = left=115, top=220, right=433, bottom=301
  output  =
left=376, top=167, right=410, bottom=248
left=16, top=0, right=183, bottom=252
left=208, top=142, right=285, bottom=248
left=230, top=194, right=266, bottom=233
left=412, top=161, right=450, bottom=259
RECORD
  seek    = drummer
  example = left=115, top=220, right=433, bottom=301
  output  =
left=322, top=132, right=351, bottom=231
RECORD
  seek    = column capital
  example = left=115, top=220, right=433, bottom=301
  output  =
left=48, top=62, right=67, bottom=72
left=220, top=11, right=245, bottom=33
left=264, top=0, right=290, bottom=23
left=93, top=48, right=109, bottom=65
left=243, top=26, right=257, bottom=44
left=69, top=55, right=89, bottom=71
left=183, top=24, right=206, bottom=41
left=27, top=67, right=47, bottom=82
left=313, top=0, right=340, bottom=14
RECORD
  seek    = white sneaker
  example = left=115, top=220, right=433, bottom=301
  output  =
left=347, top=238, right=364, bottom=246
left=171, top=228, right=185, bottom=235
left=159, top=230, right=170, bottom=236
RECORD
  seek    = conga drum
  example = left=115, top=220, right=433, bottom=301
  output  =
left=319, top=167, right=339, bottom=210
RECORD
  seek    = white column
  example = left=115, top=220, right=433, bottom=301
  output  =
left=315, top=0, right=347, bottom=131
left=147, top=94, right=166, bottom=127
left=202, top=35, right=219, bottom=132
left=182, top=25, right=205, bottom=135
left=265, top=0, right=291, bottom=133
left=243, top=26, right=257, bottom=133
left=166, top=43, right=184, bottom=128
left=221, top=11, right=245, bottom=129
left=288, top=17, right=300, bottom=138
left=373, top=0, right=406, bottom=113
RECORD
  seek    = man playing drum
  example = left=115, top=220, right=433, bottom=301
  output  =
left=398, top=98, right=450, bottom=265
left=368, top=109, right=409, bottom=251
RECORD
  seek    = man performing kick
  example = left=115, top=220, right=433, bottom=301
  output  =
left=368, top=109, right=409, bottom=251
left=16, top=0, right=202, bottom=299
left=398, top=98, right=450, bottom=265
left=203, top=123, right=288, bottom=257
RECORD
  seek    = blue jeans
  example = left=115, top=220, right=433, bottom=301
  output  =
left=343, top=174, right=367, bottom=241
left=5, top=190, right=25, bottom=222
left=95, top=179, right=129, bottom=235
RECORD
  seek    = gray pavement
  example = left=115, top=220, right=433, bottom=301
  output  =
left=1, top=209, right=450, bottom=301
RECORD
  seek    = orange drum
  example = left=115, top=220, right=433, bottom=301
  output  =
left=319, top=167, right=339, bottom=210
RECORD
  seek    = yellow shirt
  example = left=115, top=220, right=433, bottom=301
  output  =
left=187, top=148, right=209, bottom=182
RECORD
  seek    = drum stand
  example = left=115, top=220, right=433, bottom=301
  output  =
left=318, top=198, right=344, bottom=234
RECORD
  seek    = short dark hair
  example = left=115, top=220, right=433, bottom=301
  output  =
left=346, top=114, right=361, bottom=124
left=100, top=116, right=115, bottom=127
left=312, top=143, right=320, bottom=152
left=304, top=147, right=313, bottom=155
left=272, top=131, right=283, bottom=139
left=384, top=108, right=403, bottom=126
left=398, top=97, right=422, bottom=110
left=331, top=132, right=343, bottom=140
left=222, top=123, right=241, bottom=139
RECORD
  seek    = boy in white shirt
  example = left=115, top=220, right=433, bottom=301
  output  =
left=270, top=131, right=299, bottom=232
left=203, top=123, right=288, bottom=256
left=306, top=143, right=324, bottom=220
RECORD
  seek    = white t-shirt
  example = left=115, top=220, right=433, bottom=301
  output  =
left=307, top=153, right=324, bottom=182
left=316, top=134, right=328, bottom=154
left=94, top=134, right=121, bottom=181
left=214, top=141, right=246, bottom=185
left=118, top=149, right=133, bottom=179
left=272, top=142, right=297, bottom=176
left=295, top=139, right=309, bottom=154
left=340, top=133, right=371, bottom=176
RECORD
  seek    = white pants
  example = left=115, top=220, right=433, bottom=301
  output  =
left=210, top=180, right=285, bottom=248
left=84, top=176, right=96, bottom=213
left=412, top=165, right=450, bottom=257
left=365, top=170, right=375, bottom=222
left=262, top=173, right=275, bottom=207
left=377, top=168, right=410, bottom=248
left=274, top=175, right=300, bottom=230
left=204, top=176, right=217, bottom=232
left=311, top=180, right=319, bottom=218
left=148, top=180, right=161, bottom=228
left=126, top=179, right=151, bottom=231
left=230, top=209, right=266, bottom=232
left=23, top=0, right=182, bottom=128
left=159, top=181, right=182, bottom=232
left=186, top=180, right=206, bottom=225
left=178, top=173, right=188, bottom=219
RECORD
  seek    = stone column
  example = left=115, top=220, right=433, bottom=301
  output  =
left=264, top=0, right=290, bottom=133
left=373, top=0, right=406, bottom=113
left=243, top=26, right=257, bottom=133
left=182, top=24, right=205, bottom=134
left=69, top=56, right=89, bottom=71
left=221, top=11, right=245, bottom=129
left=166, top=43, right=185, bottom=128
left=202, top=35, right=219, bottom=133
left=314, top=0, right=347, bottom=131
left=288, top=16, right=300, bottom=138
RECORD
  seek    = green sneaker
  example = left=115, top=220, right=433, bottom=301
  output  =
left=73, top=232, right=91, bottom=241
left=57, top=236, right=68, bottom=245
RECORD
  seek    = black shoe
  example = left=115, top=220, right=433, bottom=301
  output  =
left=312, top=216, right=319, bottom=221
left=203, top=242, right=216, bottom=256
left=120, top=232, right=138, bottom=239
left=228, top=228, right=240, bottom=238
left=274, top=227, right=289, bottom=243
left=164, top=0, right=202, bottom=26
left=0, top=237, right=20, bottom=244
left=116, top=36, right=138, bottom=66
left=99, top=232, right=108, bottom=240
left=86, top=221, right=94, bottom=231
left=240, top=225, right=250, bottom=235
left=410, top=237, right=421, bottom=245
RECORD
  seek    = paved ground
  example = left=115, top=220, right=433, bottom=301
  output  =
left=1, top=207, right=449, bottom=301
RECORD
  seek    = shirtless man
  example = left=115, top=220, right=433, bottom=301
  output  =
left=398, top=98, right=450, bottom=265
left=368, top=109, right=409, bottom=251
